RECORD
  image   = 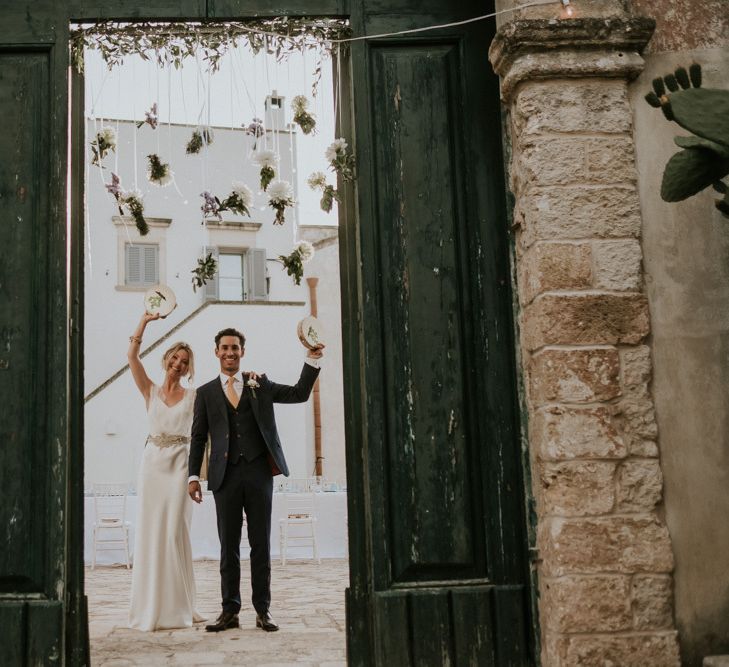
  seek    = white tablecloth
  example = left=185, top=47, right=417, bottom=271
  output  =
left=85, top=491, right=348, bottom=565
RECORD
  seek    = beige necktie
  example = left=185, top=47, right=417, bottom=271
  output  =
left=225, top=376, right=239, bottom=409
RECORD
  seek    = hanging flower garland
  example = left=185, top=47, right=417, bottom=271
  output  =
left=137, top=102, right=158, bottom=129
left=221, top=182, right=253, bottom=216
left=243, top=117, right=265, bottom=149
left=252, top=149, right=278, bottom=191
left=200, top=183, right=253, bottom=221
left=106, top=173, right=149, bottom=235
left=307, top=171, right=338, bottom=213
left=90, top=126, right=117, bottom=166
left=191, top=252, right=218, bottom=292
left=186, top=127, right=214, bottom=154
left=70, top=19, right=351, bottom=97
left=146, top=154, right=173, bottom=186
left=278, top=240, right=315, bottom=285
left=291, top=95, right=316, bottom=134
left=267, top=180, right=295, bottom=225
left=326, top=138, right=356, bottom=182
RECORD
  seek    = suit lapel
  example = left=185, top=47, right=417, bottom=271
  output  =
left=211, top=378, right=229, bottom=423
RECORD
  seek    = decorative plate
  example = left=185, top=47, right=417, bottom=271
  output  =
left=297, top=316, right=325, bottom=350
left=144, top=284, right=177, bottom=318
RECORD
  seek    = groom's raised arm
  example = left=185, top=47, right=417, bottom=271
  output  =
left=267, top=360, right=321, bottom=404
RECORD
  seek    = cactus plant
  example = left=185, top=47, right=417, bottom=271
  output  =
left=645, top=64, right=729, bottom=218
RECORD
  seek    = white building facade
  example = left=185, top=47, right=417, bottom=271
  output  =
left=84, top=106, right=346, bottom=492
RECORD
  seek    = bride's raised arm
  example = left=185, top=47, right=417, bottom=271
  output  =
left=127, top=311, right=160, bottom=404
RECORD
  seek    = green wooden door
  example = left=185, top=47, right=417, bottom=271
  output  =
left=341, top=2, right=533, bottom=665
left=1, top=1, right=530, bottom=664
left=0, top=3, right=73, bottom=664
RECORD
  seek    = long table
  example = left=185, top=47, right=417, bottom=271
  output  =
left=85, top=491, right=348, bottom=565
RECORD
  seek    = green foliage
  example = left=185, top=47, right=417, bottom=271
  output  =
left=191, top=252, right=217, bottom=292
left=278, top=249, right=304, bottom=285
left=644, top=63, right=729, bottom=218
left=186, top=128, right=213, bottom=154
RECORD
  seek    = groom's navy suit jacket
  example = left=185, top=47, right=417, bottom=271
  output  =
left=189, top=363, right=319, bottom=492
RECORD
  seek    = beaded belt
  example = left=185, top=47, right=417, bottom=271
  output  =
left=148, top=434, right=190, bottom=448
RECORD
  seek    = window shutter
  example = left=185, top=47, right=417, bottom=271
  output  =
left=126, top=245, right=141, bottom=285
left=246, top=247, right=267, bottom=301
left=203, top=246, right=219, bottom=301
left=142, top=245, right=158, bottom=285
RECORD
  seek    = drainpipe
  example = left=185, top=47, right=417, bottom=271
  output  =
left=306, top=277, right=323, bottom=477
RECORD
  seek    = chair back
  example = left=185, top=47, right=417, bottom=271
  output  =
left=284, top=491, right=317, bottom=519
left=92, top=482, right=129, bottom=526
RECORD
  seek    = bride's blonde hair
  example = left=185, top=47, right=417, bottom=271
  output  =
left=161, top=342, right=195, bottom=381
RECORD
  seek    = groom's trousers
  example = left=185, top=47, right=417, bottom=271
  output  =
left=213, top=453, right=273, bottom=615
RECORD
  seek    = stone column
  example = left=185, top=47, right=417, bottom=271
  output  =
left=489, top=9, right=681, bottom=666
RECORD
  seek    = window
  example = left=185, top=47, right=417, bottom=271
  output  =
left=219, top=252, right=245, bottom=300
left=202, top=247, right=267, bottom=301
left=125, top=243, right=159, bottom=287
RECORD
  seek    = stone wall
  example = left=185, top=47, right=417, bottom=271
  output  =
left=490, top=9, right=680, bottom=666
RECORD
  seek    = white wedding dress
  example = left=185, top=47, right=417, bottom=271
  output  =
left=129, top=384, right=204, bottom=631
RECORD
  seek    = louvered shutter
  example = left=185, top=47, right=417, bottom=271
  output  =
left=246, top=247, right=267, bottom=301
left=203, top=246, right=219, bottom=301
left=125, top=245, right=141, bottom=285
left=142, top=245, right=158, bottom=285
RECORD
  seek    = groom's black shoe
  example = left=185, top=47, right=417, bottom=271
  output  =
left=205, top=611, right=239, bottom=632
left=256, top=610, right=279, bottom=632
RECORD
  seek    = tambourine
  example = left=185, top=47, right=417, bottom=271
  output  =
left=297, top=316, right=325, bottom=350
left=144, top=284, right=177, bottom=318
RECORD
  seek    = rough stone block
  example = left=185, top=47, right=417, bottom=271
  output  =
left=593, top=239, right=643, bottom=291
left=617, top=459, right=663, bottom=512
left=532, top=406, right=628, bottom=460
left=519, top=242, right=592, bottom=304
left=632, top=575, right=674, bottom=630
left=539, top=516, right=674, bottom=576
left=620, top=345, right=652, bottom=388
left=560, top=632, right=680, bottom=666
left=513, top=80, right=633, bottom=137
left=518, top=185, right=642, bottom=249
left=540, top=461, right=616, bottom=516
left=529, top=347, right=621, bottom=404
left=522, top=293, right=650, bottom=350
left=541, top=575, right=631, bottom=633
left=585, top=135, right=638, bottom=184
left=612, top=387, right=660, bottom=455
left=516, top=137, right=588, bottom=187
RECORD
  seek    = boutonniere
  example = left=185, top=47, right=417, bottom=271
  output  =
left=246, top=377, right=260, bottom=398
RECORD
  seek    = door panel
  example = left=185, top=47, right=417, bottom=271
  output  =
left=344, top=1, right=532, bottom=664
left=0, top=4, right=69, bottom=665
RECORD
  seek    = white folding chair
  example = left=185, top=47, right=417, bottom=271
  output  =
left=91, top=483, right=131, bottom=569
left=278, top=492, right=320, bottom=566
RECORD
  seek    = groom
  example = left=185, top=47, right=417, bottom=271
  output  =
left=188, top=327, right=323, bottom=632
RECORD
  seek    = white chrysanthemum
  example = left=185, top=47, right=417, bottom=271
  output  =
left=252, top=149, right=279, bottom=169
left=99, top=126, right=117, bottom=146
left=147, top=168, right=174, bottom=187
left=292, top=95, right=308, bottom=111
left=267, top=180, right=294, bottom=204
left=231, top=181, right=253, bottom=206
left=295, top=240, right=315, bottom=263
left=325, top=138, right=348, bottom=162
left=122, top=188, right=143, bottom=203
left=307, top=171, right=327, bottom=190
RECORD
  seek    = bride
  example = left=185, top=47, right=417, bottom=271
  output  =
left=127, top=311, right=204, bottom=631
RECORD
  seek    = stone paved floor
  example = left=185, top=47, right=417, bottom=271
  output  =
left=86, top=559, right=349, bottom=666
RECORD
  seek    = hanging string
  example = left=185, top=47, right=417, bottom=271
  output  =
left=132, top=57, right=139, bottom=190
left=287, top=56, right=297, bottom=242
